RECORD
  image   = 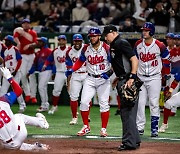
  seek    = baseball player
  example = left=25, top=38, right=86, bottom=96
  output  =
left=13, top=18, right=38, bottom=103
left=27, top=37, right=52, bottom=112
left=65, top=34, right=87, bottom=125
left=134, top=22, right=170, bottom=137
left=42, top=35, right=70, bottom=114
left=0, top=35, right=26, bottom=113
left=66, top=27, right=112, bottom=137
left=0, top=67, right=49, bottom=151
left=164, top=34, right=180, bottom=116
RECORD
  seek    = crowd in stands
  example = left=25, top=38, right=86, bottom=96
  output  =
left=0, top=0, right=179, bottom=33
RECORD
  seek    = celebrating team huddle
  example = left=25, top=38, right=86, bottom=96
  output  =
left=0, top=18, right=180, bottom=152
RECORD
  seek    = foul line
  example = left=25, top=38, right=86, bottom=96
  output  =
left=32, top=135, right=180, bottom=141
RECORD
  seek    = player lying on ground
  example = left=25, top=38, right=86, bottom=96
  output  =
left=0, top=67, right=50, bottom=151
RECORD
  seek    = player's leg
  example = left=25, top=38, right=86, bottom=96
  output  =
left=29, top=73, right=37, bottom=103
left=97, top=78, right=111, bottom=137
left=136, top=83, right=148, bottom=135
left=159, top=92, right=180, bottom=132
left=77, top=77, right=96, bottom=136
left=37, top=70, right=52, bottom=112
left=0, top=77, right=10, bottom=96
left=148, top=79, right=161, bottom=137
left=14, top=71, right=26, bottom=113
left=48, top=72, right=66, bottom=114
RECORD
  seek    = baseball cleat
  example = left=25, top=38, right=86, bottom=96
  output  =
left=33, top=142, right=50, bottom=151
left=31, top=97, right=37, bottom=103
left=158, top=123, right=168, bottom=133
left=138, top=129, right=144, bottom=135
left=100, top=128, right=108, bottom=137
left=25, top=96, right=31, bottom=103
left=37, top=107, right=49, bottom=112
left=48, top=106, right=58, bottom=114
left=77, top=125, right=90, bottom=136
left=18, top=106, right=26, bottom=113
left=151, top=133, right=158, bottom=137
left=36, top=113, right=49, bottom=129
left=69, top=118, right=78, bottom=125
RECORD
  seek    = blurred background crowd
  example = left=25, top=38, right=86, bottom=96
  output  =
left=0, top=0, right=179, bottom=33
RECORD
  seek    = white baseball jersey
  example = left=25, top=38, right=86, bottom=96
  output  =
left=134, top=38, right=170, bottom=77
left=83, top=41, right=111, bottom=75
left=53, top=46, right=70, bottom=72
left=3, top=46, right=22, bottom=73
left=66, top=44, right=87, bottom=73
left=0, top=101, right=18, bottom=142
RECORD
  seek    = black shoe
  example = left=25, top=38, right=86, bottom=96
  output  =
left=115, top=109, right=120, bottom=115
left=138, top=129, right=144, bottom=135
left=118, top=144, right=136, bottom=151
left=136, top=143, right=141, bottom=148
left=151, top=133, right=158, bottom=137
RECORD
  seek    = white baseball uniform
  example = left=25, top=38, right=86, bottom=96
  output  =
left=0, top=46, right=26, bottom=111
left=66, top=44, right=88, bottom=101
left=134, top=38, right=170, bottom=132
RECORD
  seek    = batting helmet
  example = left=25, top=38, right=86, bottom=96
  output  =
left=166, top=33, right=175, bottom=38
left=38, top=37, right=48, bottom=44
left=73, top=34, right=83, bottom=41
left=4, top=35, right=14, bottom=42
left=141, top=22, right=155, bottom=36
left=88, top=27, right=101, bottom=37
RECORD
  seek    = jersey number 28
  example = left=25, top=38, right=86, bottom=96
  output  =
left=0, top=110, right=11, bottom=128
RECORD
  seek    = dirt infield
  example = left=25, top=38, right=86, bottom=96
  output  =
left=1, top=138, right=180, bottom=154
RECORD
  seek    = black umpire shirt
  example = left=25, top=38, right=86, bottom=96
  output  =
left=110, top=34, right=135, bottom=78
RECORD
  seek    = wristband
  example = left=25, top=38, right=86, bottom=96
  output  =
left=129, top=73, right=137, bottom=79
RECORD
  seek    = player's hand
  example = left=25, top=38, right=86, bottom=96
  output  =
left=26, top=73, right=30, bottom=79
left=65, top=69, right=74, bottom=77
left=125, top=78, right=134, bottom=88
left=41, top=65, right=46, bottom=71
left=0, top=67, right=12, bottom=80
left=23, top=44, right=30, bottom=51
left=51, top=74, right=55, bottom=80
left=164, top=91, right=172, bottom=101
left=100, top=72, right=109, bottom=80
left=112, top=77, right=119, bottom=89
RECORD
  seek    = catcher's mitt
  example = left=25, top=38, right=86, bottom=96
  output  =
left=121, top=77, right=143, bottom=105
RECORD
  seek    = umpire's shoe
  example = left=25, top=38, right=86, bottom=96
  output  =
left=118, top=144, right=136, bottom=151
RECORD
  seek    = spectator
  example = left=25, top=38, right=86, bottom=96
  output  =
left=147, top=1, right=170, bottom=33
left=57, top=1, right=71, bottom=25
left=168, top=0, right=180, bottom=32
left=1, top=10, right=14, bottom=32
left=39, top=0, right=51, bottom=16
left=119, top=16, right=137, bottom=32
left=1, top=0, right=26, bottom=11
left=86, top=0, right=98, bottom=15
left=27, top=1, right=44, bottom=26
left=133, top=0, right=152, bottom=28
left=72, top=0, right=89, bottom=25
left=90, top=0, right=109, bottom=25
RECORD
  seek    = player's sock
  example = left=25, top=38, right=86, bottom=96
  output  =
left=117, top=95, right=121, bottom=110
left=70, top=100, right=78, bottom=118
left=151, top=116, right=159, bottom=135
left=101, top=111, right=110, bottom=128
left=163, top=108, right=171, bottom=124
left=52, top=95, right=59, bottom=106
left=81, top=110, right=89, bottom=126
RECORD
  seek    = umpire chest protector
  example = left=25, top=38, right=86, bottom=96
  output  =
left=110, top=35, right=135, bottom=78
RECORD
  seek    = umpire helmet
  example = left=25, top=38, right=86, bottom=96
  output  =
left=166, top=33, right=175, bottom=39
left=73, top=34, right=83, bottom=41
left=141, top=22, right=155, bottom=36
left=4, top=35, right=14, bottom=42
left=88, top=27, right=101, bottom=37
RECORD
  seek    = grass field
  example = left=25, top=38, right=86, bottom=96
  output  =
left=11, top=104, right=180, bottom=142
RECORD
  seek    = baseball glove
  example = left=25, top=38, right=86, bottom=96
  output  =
left=121, top=77, right=143, bottom=104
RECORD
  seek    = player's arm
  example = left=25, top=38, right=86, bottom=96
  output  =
left=13, top=32, right=21, bottom=49
left=42, top=51, right=54, bottom=71
left=12, top=47, right=22, bottom=76
left=0, top=67, right=22, bottom=105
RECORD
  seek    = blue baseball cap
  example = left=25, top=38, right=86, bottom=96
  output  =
left=38, top=37, right=48, bottom=44
left=73, top=34, right=83, bottom=41
left=22, top=18, right=30, bottom=24
left=166, top=33, right=175, bottom=39
left=58, top=35, right=67, bottom=40
left=174, top=34, right=180, bottom=39
left=4, top=35, right=14, bottom=42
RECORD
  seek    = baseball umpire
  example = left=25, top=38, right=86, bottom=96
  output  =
left=102, top=25, right=141, bottom=151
